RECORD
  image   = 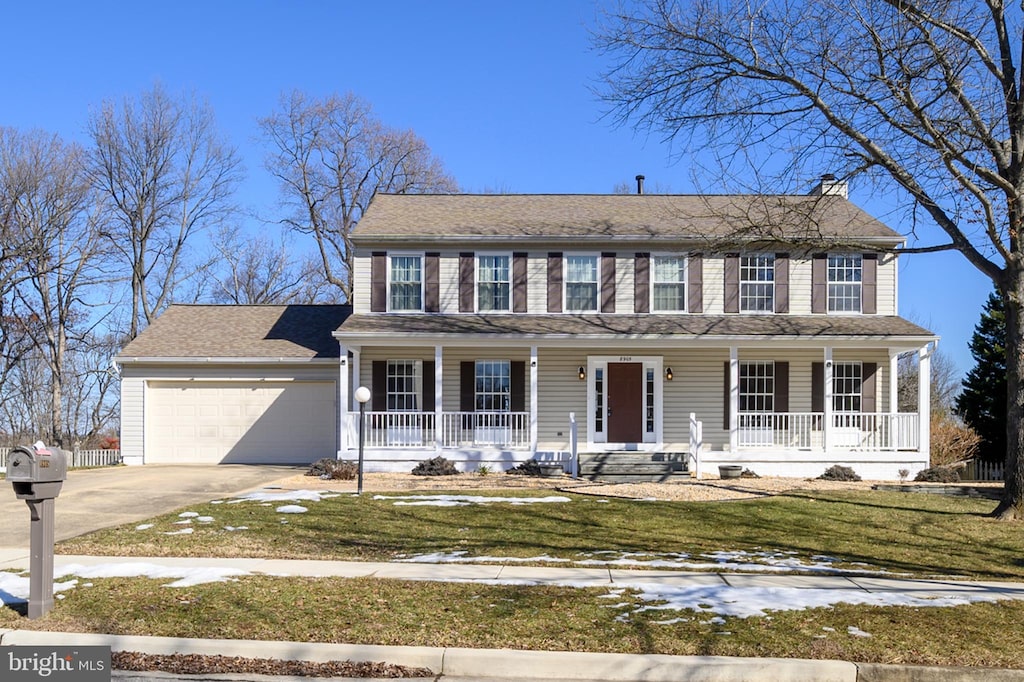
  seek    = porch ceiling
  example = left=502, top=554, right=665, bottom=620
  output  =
left=334, top=313, right=935, bottom=347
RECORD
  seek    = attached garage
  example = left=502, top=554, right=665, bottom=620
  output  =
left=116, top=304, right=351, bottom=466
left=145, top=381, right=337, bottom=464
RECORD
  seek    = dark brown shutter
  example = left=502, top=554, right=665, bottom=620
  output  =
left=511, top=360, right=526, bottom=412
left=371, top=252, right=387, bottom=312
left=688, top=253, right=703, bottom=313
left=862, top=254, right=878, bottom=314
left=774, top=253, right=790, bottom=314
left=634, top=253, right=650, bottom=313
left=774, top=361, right=789, bottom=413
left=812, top=362, right=824, bottom=413
left=460, top=361, right=475, bottom=412
left=724, top=253, right=740, bottom=313
left=372, top=361, right=387, bottom=411
left=723, top=361, right=731, bottom=430
left=862, top=362, right=877, bottom=413
left=424, top=253, right=440, bottom=313
left=601, top=252, right=616, bottom=313
left=422, top=360, right=435, bottom=412
left=459, top=253, right=474, bottom=312
left=811, top=253, right=827, bottom=314
left=513, top=252, right=528, bottom=313
left=547, top=252, right=562, bottom=313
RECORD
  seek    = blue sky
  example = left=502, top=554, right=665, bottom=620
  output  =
left=2, top=1, right=990, bottom=375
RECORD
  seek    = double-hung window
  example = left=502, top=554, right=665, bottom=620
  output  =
left=477, top=254, right=511, bottom=312
left=738, top=362, right=774, bottom=412
left=389, top=255, right=422, bottom=311
left=740, top=254, right=774, bottom=312
left=565, top=255, right=598, bottom=312
left=828, top=255, right=862, bottom=313
left=652, top=255, right=686, bottom=312
left=386, top=360, right=420, bottom=412
left=832, top=362, right=862, bottom=413
left=475, top=360, right=511, bottom=412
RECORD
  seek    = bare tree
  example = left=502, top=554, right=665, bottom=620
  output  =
left=210, top=226, right=329, bottom=304
left=259, top=91, right=458, bottom=302
left=598, top=0, right=1024, bottom=519
left=88, top=84, right=242, bottom=339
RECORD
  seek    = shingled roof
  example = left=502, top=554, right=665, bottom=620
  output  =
left=353, top=193, right=904, bottom=243
left=335, top=313, right=934, bottom=341
left=118, top=305, right=350, bottom=360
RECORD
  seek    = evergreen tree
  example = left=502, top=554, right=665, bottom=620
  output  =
left=957, top=292, right=1007, bottom=462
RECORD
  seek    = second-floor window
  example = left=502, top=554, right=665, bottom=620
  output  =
left=565, top=255, right=598, bottom=312
left=478, top=254, right=511, bottom=312
left=652, top=255, right=686, bottom=312
left=828, top=254, right=862, bottom=313
left=740, top=254, right=774, bottom=312
left=739, top=361, right=774, bottom=412
left=389, top=255, right=422, bottom=311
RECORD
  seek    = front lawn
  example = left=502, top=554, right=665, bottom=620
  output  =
left=56, top=487, right=1024, bottom=580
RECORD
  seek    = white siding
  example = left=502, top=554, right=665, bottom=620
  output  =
left=877, top=253, right=897, bottom=315
left=527, top=252, right=547, bottom=313
left=615, top=255, right=634, bottom=314
left=702, top=255, right=725, bottom=314
left=352, top=252, right=372, bottom=314
left=535, top=348, right=589, bottom=450
left=119, top=377, right=145, bottom=465
left=439, top=253, right=460, bottom=313
left=789, top=258, right=813, bottom=315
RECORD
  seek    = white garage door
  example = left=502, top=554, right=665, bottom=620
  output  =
left=146, top=381, right=337, bottom=465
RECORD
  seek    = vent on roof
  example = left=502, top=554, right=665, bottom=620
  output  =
left=635, top=174, right=645, bottom=195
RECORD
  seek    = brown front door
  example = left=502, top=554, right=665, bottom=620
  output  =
left=607, top=362, right=643, bottom=443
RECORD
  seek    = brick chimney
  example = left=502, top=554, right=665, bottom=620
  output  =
left=810, top=173, right=847, bottom=198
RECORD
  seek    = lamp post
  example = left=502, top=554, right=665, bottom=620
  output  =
left=354, top=386, right=371, bottom=495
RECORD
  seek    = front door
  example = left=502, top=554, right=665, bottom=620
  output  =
left=607, top=362, right=643, bottom=443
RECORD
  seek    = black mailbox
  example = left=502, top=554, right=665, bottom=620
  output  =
left=8, top=444, right=67, bottom=500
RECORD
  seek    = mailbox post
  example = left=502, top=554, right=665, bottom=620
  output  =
left=7, top=443, right=67, bottom=619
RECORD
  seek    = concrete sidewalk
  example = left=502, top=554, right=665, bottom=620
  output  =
left=3, top=549, right=1024, bottom=601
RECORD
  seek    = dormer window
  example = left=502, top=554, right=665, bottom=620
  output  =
left=565, top=255, right=599, bottom=312
left=389, top=255, right=423, bottom=312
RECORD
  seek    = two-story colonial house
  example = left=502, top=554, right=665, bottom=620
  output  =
left=116, top=177, right=936, bottom=479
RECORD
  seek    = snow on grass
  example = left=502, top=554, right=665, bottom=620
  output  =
left=396, top=551, right=571, bottom=564
left=179, top=512, right=199, bottom=518
left=847, top=626, right=872, bottom=637
left=372, top=494, right=572, bottom=506
left=135, top=524, right=154, bottom=531
left=229, top=489, right=330, bottom=504
left=162, top=528, right=193, bottom=536
left=276, top=505, right=308, bottom=514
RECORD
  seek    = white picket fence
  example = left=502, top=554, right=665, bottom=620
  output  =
left=0, top=447, right=122, bottom=469
left=963, top=460, right=1003, bottom=481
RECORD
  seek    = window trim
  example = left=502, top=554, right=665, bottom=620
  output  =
left=563, top=253, right=600, bottom=313
left=739, top=253, right=775, bottom=313
left=475, top=251, right=513, bottom=313
left=386, top=252, right=425, bottom=313
left=827, top=253, right=863, bottom=314
left=650, top=253, right=688, bottom=313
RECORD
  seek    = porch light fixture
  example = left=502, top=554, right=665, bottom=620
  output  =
left=665, top=367, right=674, bottom=381
left=355, top=386, right=371, bottom=495
left=578, top=366, right=586, bottom=381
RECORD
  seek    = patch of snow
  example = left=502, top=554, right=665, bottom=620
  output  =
left=373, top=494, right=571, bottom=506
left=395, top=551, right=570, bottom=564
left=276, top=505, right=307, bottom=514
left=196, top=516, right=214, bottom=523
left=230, top=489, right=329, bottom=504
left=210, top=500, right=224, bottom=504
left=847, top=626, right=872, bottom=638
left=135, top=524, right=154, bottom=531
left=179, top=512, right=199, bottom=518
left=53, top=563, right=251, bottom=589
left=224, top=526, right=248, bottom=532
left=173, top=520, right=192, bottom=525
left=163, top=528, right=193, bottom=536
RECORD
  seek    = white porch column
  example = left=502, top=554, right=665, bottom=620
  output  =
left=338, top=344, right=350, bottom=454
left=823, top=347, right=833, bottom=453
left=435, top=345, right=444, bottom=452
left=889, top=350, right=900, bottom=413
left=729, top=347, right=738, bottom=452
left=530, top=346, right=539, bottom=453
left=918, top=343, right=933, bottom=462
left=351, top=348, right=362, bottom=407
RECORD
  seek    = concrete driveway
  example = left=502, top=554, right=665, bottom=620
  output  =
left=0, top=464, right=300, bottom=548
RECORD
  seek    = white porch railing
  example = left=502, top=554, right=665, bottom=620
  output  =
left=737, top=412, right=919, bottom=451
left=352, top=411, right=530, bottom=449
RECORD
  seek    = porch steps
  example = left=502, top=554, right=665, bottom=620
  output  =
left=578, top=452, right=689, bottom=483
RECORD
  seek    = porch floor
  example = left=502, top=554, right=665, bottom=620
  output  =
left=578, top=452, right=690, bottom=483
